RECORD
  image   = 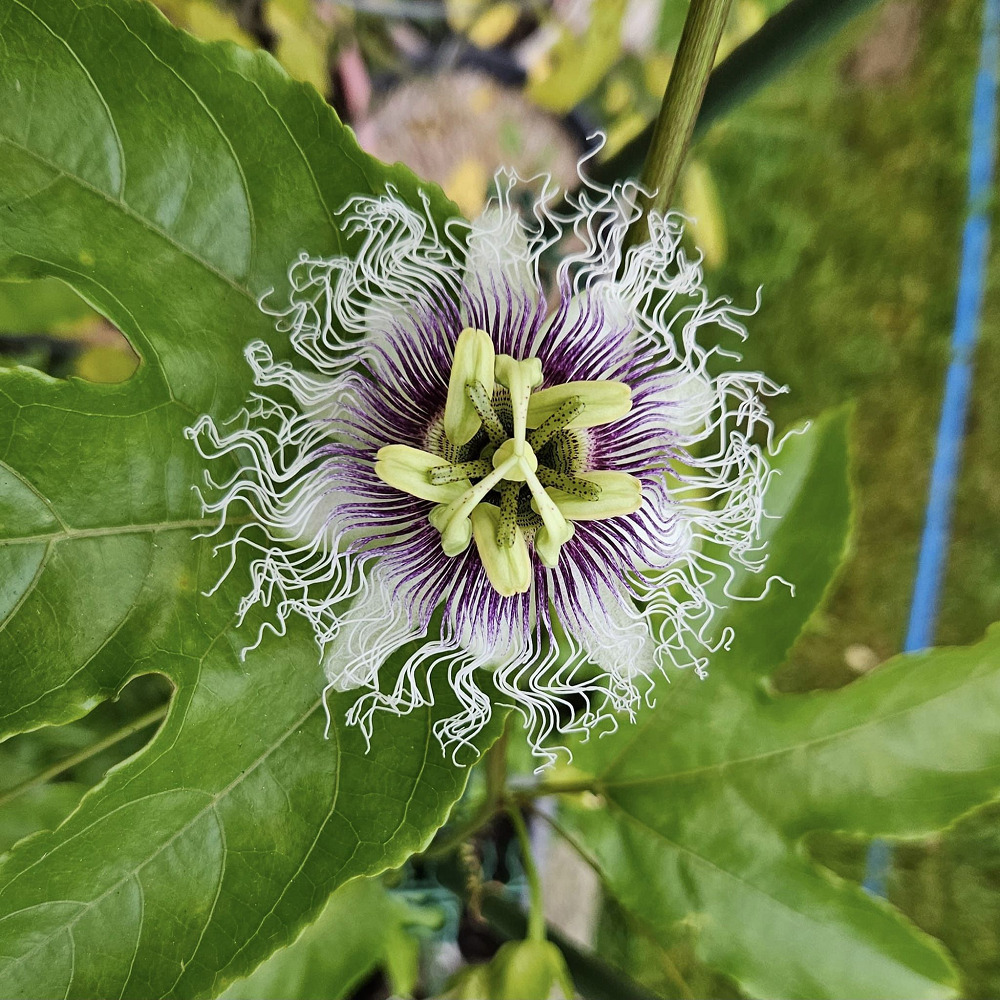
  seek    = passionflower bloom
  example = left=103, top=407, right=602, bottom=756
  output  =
left=188, top=159, right=783, bottom=762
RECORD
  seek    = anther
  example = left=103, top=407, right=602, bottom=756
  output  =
left=497, top=482, right=520, bottom=548
left=466, top=381, right=507, bottom=447
left=430, top=459, right=493, bottom=485
left=535, top=466, right=603, bottom=500
left=527, top=396, right=585, bottom=451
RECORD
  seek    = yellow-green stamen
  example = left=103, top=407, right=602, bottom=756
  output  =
left=430, top=459, right=493, bottom=484
left=429, top=453, right=519, bottom=555
left=527, top=396, right=585, bottom=451
left=466, top=380, right=507, bottom=446
left=497, top=482, right=520, bottom=549
left=535, top=466, right=602, bottom=499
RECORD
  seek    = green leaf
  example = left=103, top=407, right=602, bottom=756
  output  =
left=0, top=1, right=488, bottom=997
left=0, top=782, right=86, bottom=854
left=220, top=877, right=424, bottom=1000
left=557, top=410, right=972, bottom=1000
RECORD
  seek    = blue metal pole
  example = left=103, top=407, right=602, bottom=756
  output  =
left=863, top=0, right=1000, bottom=897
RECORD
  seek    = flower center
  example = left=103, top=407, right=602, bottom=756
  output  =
left=374, top=328, right=643, bottom=596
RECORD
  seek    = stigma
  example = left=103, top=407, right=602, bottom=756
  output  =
left=375, top=328, right=642, bottom=596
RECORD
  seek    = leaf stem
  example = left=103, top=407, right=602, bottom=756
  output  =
left=434, top=853, right=661, bottom=1000
left=507, top=803, right=546, bottom=943
left=628, top=0, right=734, bottom=246
left=0, top=703, right=168, bottom=810
left=513, top=776, right=601, bottom=799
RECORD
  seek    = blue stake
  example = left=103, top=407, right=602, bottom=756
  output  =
left=862, top=0, right=1000, bottom=897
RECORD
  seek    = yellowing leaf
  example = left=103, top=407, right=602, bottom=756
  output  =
left=267, top=1, right=331, bottom=94
left=185, top=0, right=254, bottom=45
left=717, top=0, right=768, bottom=61
left=155, top=0, right=253, bottom=46
left=444, top=156, right=489, bottom=219
left=527, top=0, right=627, bottom=113
left=643, top=53, right=672, bottom=97
left=74, top=344, right=139, bottom=384
left=469, top=2, right=519, bottom=47
left=681, top=159, right=728, bottom=268
left=602, top=110, right=648, bottom=159
left=446, top=0, right=480, bottom=32
left=602, top=75, right=634, bottom=114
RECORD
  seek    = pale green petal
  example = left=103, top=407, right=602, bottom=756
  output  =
left=536, top=470, right=642, bottom=520
left=471, top=504, right=532, bottom=596
left=375, top=445, right=470, bottom=502
left=444, top=327, right=496, bottom=446
left=526, top=380, right=631, bottom=429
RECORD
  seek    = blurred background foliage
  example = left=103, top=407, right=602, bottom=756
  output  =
left=1, top=0, right=997, bottom=996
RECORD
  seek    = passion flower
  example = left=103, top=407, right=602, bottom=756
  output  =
left=187, top=160, right=783, bottom=763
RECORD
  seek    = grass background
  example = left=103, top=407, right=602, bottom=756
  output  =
left=691, top=0, right=1000, bottom=994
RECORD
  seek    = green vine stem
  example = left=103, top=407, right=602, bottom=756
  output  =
left=599, top=0, right=880, bottom=186
left=507, top=803, right=547, bottom=943
left=628, top=0, right=734, bottom=246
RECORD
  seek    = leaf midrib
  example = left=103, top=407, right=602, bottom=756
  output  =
left=0, top=136, right=251, bottom=301
left=0, top=518, right=227, bottom=547
left=6, top=0, right=257, bottom=299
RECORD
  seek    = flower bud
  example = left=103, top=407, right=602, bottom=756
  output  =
left=488, top=939, right=575, bottom=1000
left=440, top=940, right=575, bottom=1000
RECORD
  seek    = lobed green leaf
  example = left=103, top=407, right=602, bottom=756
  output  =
left=0, top=2, right=491, bottom=998
left=560, top=411, right=977, bottom=999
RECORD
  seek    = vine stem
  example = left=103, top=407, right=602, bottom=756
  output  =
left=512, top=776, right=601, bottom=799
left=628, top=0, right=734, bottom=246
left=597, top=0, right=880, bottom=185
left=507, top=803, right=546, bottom=943
left=0, top=703, right=168, bottom=810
